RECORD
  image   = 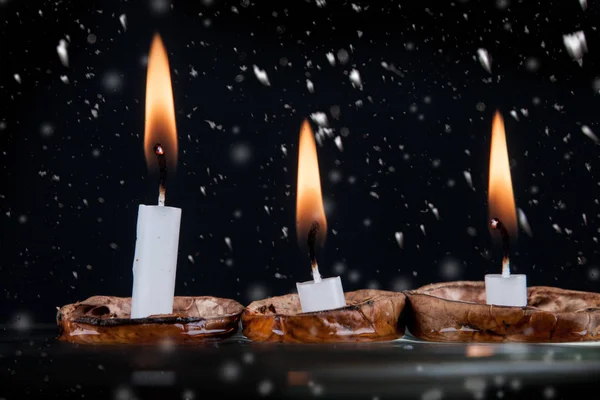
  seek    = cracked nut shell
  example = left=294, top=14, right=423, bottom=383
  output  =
left=241, top=289, right=406, bottom=343
left=405, top=281, right=600, bottom=342
left=57, top=296, right=244, bottom=344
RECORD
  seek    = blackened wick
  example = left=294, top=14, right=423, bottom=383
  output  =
left=307, top=220, right=320, bottom=269
left=154, top=143, right=167, bottom=205
left=490, top=217, right=510, bottom=275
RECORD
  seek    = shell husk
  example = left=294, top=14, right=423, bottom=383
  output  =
left=57, top=296, right=244, bottom=344
left=241, top=289, right=406, bottom=343
left=405, top=281, right=600, bottom=342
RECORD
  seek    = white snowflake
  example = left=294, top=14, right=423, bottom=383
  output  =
left=253, top=65, right=270, bottom=86
left=477, top=48, right=492, bottom=73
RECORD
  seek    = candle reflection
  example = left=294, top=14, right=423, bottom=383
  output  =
left=466, top=344, right=495, bottom=358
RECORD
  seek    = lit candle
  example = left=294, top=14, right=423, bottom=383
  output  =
left=485, top=111, right=527, bottom=307
left=130, top=34, right=182, bottom=319
left=295, top=120, right=346, bottom=313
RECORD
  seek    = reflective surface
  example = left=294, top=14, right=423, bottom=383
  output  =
left=1, top=327, right=599, bottom=399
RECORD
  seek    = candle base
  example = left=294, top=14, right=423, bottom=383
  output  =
left=296, top=276, right=346, bottom=313
left=406, top=281, right=600, bottom=343
left=485, top=274, right=527, bottom=307
left=57, top=296, right=244, bottom=345
left=242, top=289, right=407, bottom=343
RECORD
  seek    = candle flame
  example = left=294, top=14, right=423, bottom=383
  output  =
left=144, top=33, right=177, bottom=170
left=488, top=111, right=517, bottom=236
left=296, top=120, right=327, bottom=247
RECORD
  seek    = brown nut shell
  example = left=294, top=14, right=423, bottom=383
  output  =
left=57, top=296, right=244, bottom=344
left=405, top=281, right=600, bottom=342
left=241, top=289, right=406, bottom=343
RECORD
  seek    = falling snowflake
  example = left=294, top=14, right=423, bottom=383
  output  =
left=56, top=39, right=69, bottom=67
left=306, top=79, right=314, bottom=93
left=517, top=208, right=533, bottom=236
left=334, top=136, right=343, bottom=151
left=349, top=68, right=363, bottom=90
left=394, top=232, right=404, bottom=249
left=253, top=65, right=270, bottom=86
left=310, top=112, right=329, bottom=126
left=581, top=125, right=599, bottom=143
left=325, top=52, right=336, bottom=66
left=119, top=14, right=127, bottom=30
left=563, top=31, right=587, bottom=66
left=477, top=48, right=492, bottom=73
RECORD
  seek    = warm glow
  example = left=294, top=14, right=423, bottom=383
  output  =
left=488, top=111, right=517, bottom=235
left=144, top=33, right=178, bottom=169
left=466, top=344, right=494, bottom=358
left=296, top=120, right=327, bottom=246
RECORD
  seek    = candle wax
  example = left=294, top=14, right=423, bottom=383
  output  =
left=131, top=204, right=182, bottom=319
left=485, top=274, right=527, bottom=307
left=296, top=276, right=346, bottom=313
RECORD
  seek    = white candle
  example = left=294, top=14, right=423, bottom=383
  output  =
left=130, top=204, right=181, bottom=318
left=295, top=120, right=347, bottom=313
left=485, top=218, right=527, bottom=307
left=297, top=265, right=346, bottom=313
left=130, top=34, right=182, bottom=319
left=485, top=112, right=528, bottom=307
left=485, top=274, right=527, bottom=307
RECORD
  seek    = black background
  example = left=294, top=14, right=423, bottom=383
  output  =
left=1, top=0, right=599, bottom=325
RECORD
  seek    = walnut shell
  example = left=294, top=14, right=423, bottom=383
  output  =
left=57, top=296, right=244, bottom=344
left=405, top=281, right=600, bottom=342
left=241, top=289, right=406, bottom=343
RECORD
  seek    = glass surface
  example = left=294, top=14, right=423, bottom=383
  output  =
left=2, top=327, right=599, bottom=399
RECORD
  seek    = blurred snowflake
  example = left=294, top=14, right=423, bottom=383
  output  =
left=150, top=0, right=170, bottom=14
left=390, top=277, right=412, bottom=292
left=102, top=71, right=124, bottom=93
left=40, top=122, right=54, bottom=137
left=230, top=142, right=253, bottom=166
left=220, top=361, right=241, bottom=382
left=438, top=256, right=464, bottom=280
left=247, top=283, right=267, bottom=302
left=10, top=311, right=33, bottom=331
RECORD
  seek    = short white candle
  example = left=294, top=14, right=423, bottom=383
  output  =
left=297, top=267, right=346, bottom=313
left=485, top=218, right=528, bottom=307
left=130, top=204, right=182, bottom=318
left=294, top=120, right=346, bottom=313
left=485, top=274, right=527, bottom=307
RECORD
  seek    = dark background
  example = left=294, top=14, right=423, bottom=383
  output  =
left=1, top=0, right=599, bottom=325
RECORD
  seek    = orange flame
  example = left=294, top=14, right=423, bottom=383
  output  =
left=488, top=111, right=517, bottom=235
left=144, top=34, right=177, bottom=170
left=296, top=120, right=327, bottom=246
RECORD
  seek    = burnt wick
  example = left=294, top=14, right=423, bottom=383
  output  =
left=307, top=221, right=322, bottom=283
left=490, top=218, right=510, bottom=277
left=154, top=143, right=167, bottom=206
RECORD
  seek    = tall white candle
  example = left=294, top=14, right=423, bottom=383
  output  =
left=130, top=34, right=182, bottom=319
left=130, top=205, right=181, bottom=318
